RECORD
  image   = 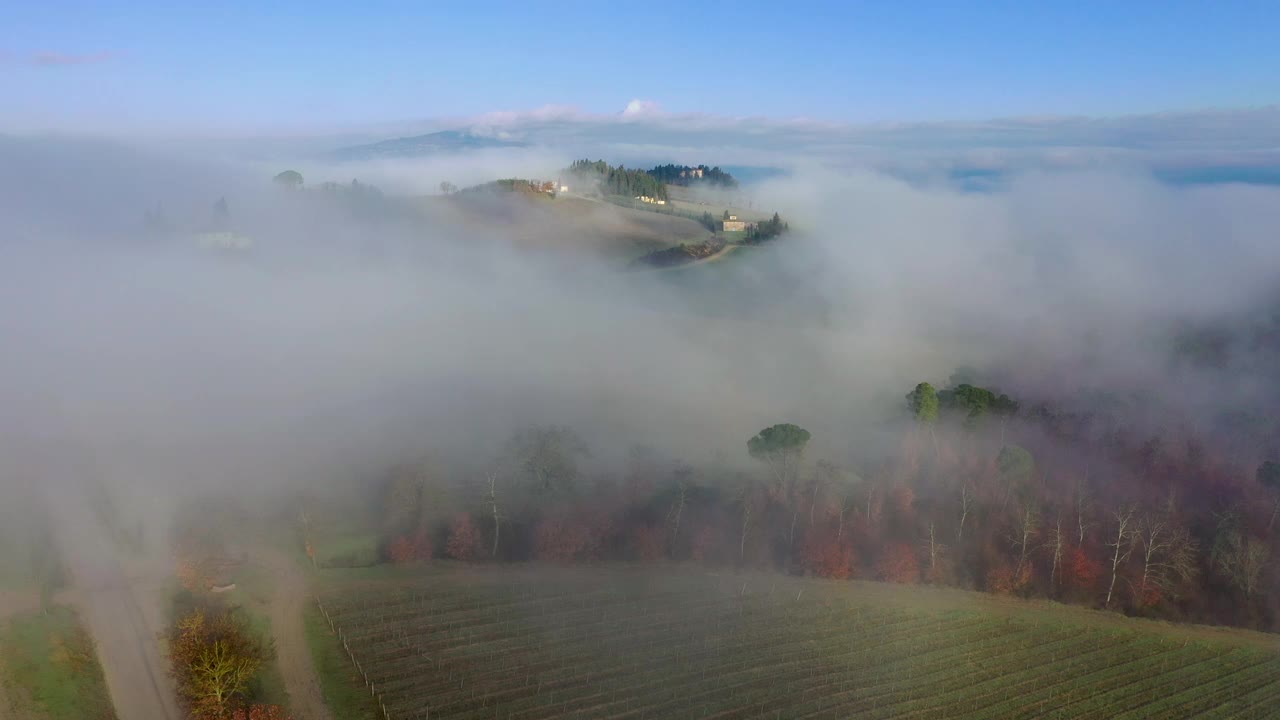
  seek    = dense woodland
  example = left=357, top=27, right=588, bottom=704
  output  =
left=568, top=159, right=668, bottom=200
left=647, top=164, right=738, bottom=189
left=324, top=365, right=1280, bottom=634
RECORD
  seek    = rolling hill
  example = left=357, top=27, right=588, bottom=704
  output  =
left=423, top=190, right=714, bottom=261
left=330, top=130, right=528, bottom=161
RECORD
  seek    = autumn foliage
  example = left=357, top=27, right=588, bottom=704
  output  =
left=801, top=530, right=856, bottom=579
left=631, top=525, right=665, bottom=563
left=388, top=528, right=433, bottom=564
left=231, top=705, right=293, bottom=720
left=446, top=513, right=480, bottom=561
left=876, top=543, right=919, bottom=584
left=535, top=512, right=611, bottom=563
left=1064, top=546, right=1102, bottom=592
left=987, top=562, right=1034, bottom=595
left=169, top=607, right=267, bottom=720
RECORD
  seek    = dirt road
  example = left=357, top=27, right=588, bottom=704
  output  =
left=47, top=489, right=181, bottom=720
left=260, top=550, right=333, bottom=720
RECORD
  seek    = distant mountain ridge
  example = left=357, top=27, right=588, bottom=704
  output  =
left=330, top=130, right=527, bottom=160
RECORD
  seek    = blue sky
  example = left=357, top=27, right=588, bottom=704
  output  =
left=1, top=1, right=1277, bottom=132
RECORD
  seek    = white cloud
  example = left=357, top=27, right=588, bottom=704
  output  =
left=621, top=99, right=662, bottom=118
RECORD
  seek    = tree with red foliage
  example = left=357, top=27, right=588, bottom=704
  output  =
left=388, top=528, right=432, bottom=564
left=231, top=705, right=293, bottom=720
left=889, top=485, right=916, bottom=524
left=535, top=512, right=612, bottom=563
left=801, top=529, right=855, bottom=579
left=632, top=525, right=665, bottom=563
left=987, top=561, right=1034, bottom=595
left=876, top=543, right=919, bottom=584
left=446, top=513, right=480, bottom=561
left=1063, top=545, right=1102, bottom=593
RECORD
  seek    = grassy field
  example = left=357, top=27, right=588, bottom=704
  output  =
left=232, top=563, right=292, bottom=710
left=424, top=192, right=714, bottom=262
left=0, top=606, right=117, bottom=720
left=313, top=531, right=381, bottom=568
left=304, top=603, right=383, bottom=719
left=308, top=564, right=1280, bottom=720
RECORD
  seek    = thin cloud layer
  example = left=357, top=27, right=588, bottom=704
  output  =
left=401, top=105, right=1280, bottom=180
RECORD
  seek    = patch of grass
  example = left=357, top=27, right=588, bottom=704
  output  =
left=240, top=609, right=290, bottom=710
left=314, top=532, right=380, bottom=568
left=0, top=606, right=117, bottom=720
left=303, top=604, right=380, bottom=720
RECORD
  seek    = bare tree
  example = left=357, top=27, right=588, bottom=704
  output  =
left=864, top=477, right=881, bottom=526
left=735, top=476, right=762, bottom=564
left=1212, top=517, right=1269, bottom=602
left=665, top=466, right=690, bottom=556
left=507, top=424, right=588, bottom=492
left=1047, top=514, right=1066, bottom=593
left=1010, top=502, right=1039, bottom=576
left=924, top=521, right=946, bottom=582
left=814, top=461, right=859, bottom=541
left=1104, top=506, right=1137, bottom=608
left=1075, top=472, right=1093, bottom=546
left=835, top=481, right=858, bottom=542
left=1132, top=512, right=1198, bottom=605
left=956, top=482, right=973, bottom=542
left=485, top=471, right=502, bottom=558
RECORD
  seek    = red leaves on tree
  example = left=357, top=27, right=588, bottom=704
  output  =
left=534, top=512, right=611, bottom=563
left=446, top=513, right=480, bottom=561
left=231, top=705, right=293, bottom=720
left=889, top=485, right=916, bottom=521
left=801, top=530, right=856, bottom=579
left=631, top=525, right=665, bottom=563
left=388, top=528, right=432, bottom=564
left=987, top=562, right=1034, bottom=595
left=876, top=543, right=920, bottom=584
left=1135, top=584, right=1163, bottom=609
left=1064, top=546, right=1101, bottom=592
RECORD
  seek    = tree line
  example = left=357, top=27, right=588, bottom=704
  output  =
left=646, top=164, right=738, bottom=188
left=568, top=159, right=668, bottom=200
left=343, top=371, right=1279, bottom=633
left=745, top=212, right=788, bottom=243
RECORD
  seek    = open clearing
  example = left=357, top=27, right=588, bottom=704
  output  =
left=0, top=606, right=116, bottom=720
left=426, top=193, right=713, bottom=261
left=309, top=565, right=1280, bottom=719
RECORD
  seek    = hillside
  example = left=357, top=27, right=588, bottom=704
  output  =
left=310, top=564, right=1280, bottom=719
left=425, top=191, right=713, bottom=260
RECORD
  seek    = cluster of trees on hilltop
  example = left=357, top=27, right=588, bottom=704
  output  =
left=568, top=159, right=668, bottom=200
left=745, top=212, right=789, bottom=243
left=456, top=178, right=557, bottom=197
left=287, top=368, right=1280, bottom=633
left=647, top=164, right=738, bottom=189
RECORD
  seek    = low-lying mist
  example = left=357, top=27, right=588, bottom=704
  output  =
left=2, top=136, right=1279, bottom=520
